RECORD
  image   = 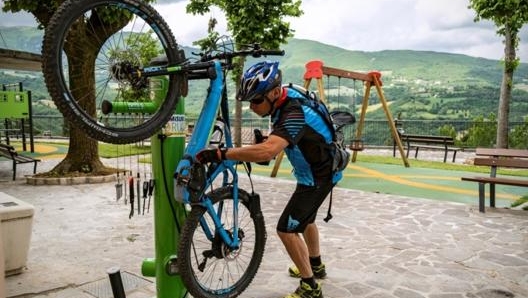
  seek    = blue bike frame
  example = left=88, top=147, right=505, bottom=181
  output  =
left=175, top=60, right=241, bottom=249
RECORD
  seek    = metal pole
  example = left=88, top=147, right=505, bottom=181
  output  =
left=141, top=76, right=187, bottom=297
left=107, top=266, right=126, bottom=298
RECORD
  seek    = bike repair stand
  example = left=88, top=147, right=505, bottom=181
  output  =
left=107, top=76, right=188, bottom=298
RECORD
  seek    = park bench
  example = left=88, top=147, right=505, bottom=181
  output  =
left=461, top=148, right=528, bottom=213
left=395, top=132, right=462, bottom=163
left=0, top=143, right=40, bottom=180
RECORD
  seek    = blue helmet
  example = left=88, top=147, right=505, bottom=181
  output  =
left=237, top=61, right=282, bottom=102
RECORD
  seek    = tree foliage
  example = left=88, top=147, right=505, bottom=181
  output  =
left=110, top=31, right=162, bottom=100
left=464, top=113, right=498, bottom=148
left=2, top=0, right=154, bottom=176
left=186, top=0, right=302, bottom=146
left=468, top=0, right=528, bottom=148
left=509, top=118, right=528, bottom=149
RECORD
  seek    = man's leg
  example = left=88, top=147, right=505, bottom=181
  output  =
left=278, top=230, right=323, bottom=298
left=302, top=223, right=320, bottom=257
left=278, top=231, right=313, bottom=278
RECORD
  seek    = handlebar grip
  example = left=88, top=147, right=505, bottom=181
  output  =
left=255, top=50, right=285, bottom=57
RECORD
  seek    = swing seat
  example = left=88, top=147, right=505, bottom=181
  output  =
left=304, top=60, right=324, bottom=80
left=350, top=139, right=364, bottom=151
left=330, top=111, right=355, bottom=130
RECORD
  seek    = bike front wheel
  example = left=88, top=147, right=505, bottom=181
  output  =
left=42, top=0, right=185, bottom=144
left=178, top=187, right=267, bottom=298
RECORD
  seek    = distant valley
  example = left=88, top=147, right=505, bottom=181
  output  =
left=1, top=26, right=527, bottom=122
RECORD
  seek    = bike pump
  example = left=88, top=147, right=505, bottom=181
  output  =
left=141, top=76, right=187, bottom=298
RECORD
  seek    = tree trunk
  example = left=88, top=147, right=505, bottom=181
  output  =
left=496, top=26, right=515, bottom=148
left=234, top=100, right=242, bottom=147
left=47, top=20, right=116, bottom=176
left=52, top=124, right=110, bottom=175
left=49, top=50, right=110, bottom=175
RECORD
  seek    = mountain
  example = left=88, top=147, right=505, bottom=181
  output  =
left=1, top=26, right=527, bottom=121
left=276, top=39, right=528, bottom=121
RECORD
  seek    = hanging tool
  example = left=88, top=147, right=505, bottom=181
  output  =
left=142, top=180, right=149, bottom=215
left=129, top=176, right=134, bottom=219
left=115, top=145, right=123, bottom=201
left=124, top=171, right=130, bottom=205
left=147, top=179, right=155, bottom=214
left=136, top=172, right=141, bottom=216
left=115, top=171, right=123, bottom=201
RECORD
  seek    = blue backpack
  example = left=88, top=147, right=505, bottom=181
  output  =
left=285, top=83, right=355, bottom=173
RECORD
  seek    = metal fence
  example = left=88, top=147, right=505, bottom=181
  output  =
left=1, top=115, right=525, bottom=148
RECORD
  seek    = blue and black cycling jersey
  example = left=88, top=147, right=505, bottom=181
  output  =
left=270, top=87, right=343, bottom=185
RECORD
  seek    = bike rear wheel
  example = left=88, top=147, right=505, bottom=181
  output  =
left=178, top=187, right=266, bottom=298
left=42, top=0, right=185, bottom=144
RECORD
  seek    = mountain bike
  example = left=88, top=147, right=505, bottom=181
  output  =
left=41, top=0, right=284, bottom=297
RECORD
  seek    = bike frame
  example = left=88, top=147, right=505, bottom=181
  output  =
left=171, top=60, right=242, bottom=249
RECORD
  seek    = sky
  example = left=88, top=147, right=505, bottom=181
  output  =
left=1, top=0, right=527, bottom=61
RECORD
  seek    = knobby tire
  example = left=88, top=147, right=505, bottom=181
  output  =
left=178, top=187, right=267, bottom=298
left=42, top=0, right=184, bottom=144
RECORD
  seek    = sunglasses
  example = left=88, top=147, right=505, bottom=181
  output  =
left=250, top=96, right=266, bottom=105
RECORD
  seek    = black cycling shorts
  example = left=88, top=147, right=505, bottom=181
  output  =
left=276, top=182, right=334, bottom=233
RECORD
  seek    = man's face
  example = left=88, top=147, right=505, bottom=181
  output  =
left=249, top=87, right=278, bottom=117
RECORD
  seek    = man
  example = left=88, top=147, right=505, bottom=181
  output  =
left=196, top=61, right=342, bottom=298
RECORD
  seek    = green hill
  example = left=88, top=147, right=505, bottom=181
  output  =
left=1, top=26, right=527, bottom=121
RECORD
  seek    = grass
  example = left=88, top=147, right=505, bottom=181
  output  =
left=9, top=140, right=528, bottom=208
left=511, top=195, right=528, bottom=210
left=98, top=142, right=151, bottom=158
left=354, top=153, right=528, bottom=177
left=18, top=141, right=528, bottom=177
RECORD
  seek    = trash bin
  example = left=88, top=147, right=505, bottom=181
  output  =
left=0, top=192, right=34, bottom=276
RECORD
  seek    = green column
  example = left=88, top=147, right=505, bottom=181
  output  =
left=142, top=77, right=187, bottom=297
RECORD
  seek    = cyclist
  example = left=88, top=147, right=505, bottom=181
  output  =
left=196, top=60, right=343, bottom=298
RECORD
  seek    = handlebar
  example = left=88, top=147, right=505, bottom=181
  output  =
left=138, top=44, right=285, bottom=80
left=200, top=48, right=285, bottom=62
left=182, top=45, right=285, bottom=79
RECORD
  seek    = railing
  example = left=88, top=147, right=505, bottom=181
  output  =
left=1, top=115, right=525, bottom=149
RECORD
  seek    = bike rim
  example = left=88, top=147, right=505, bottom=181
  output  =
left=50, top=0, right=180, bottom=143
left=189, top=200, right=260, bottom=295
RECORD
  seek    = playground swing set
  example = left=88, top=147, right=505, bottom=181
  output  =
left=271, top=60, right=409, bottom=177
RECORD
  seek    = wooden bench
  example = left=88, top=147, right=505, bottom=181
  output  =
left=394, top=133, right=462, bottom=162
left=461, top=148, right=528, bottom=212
left=0, top=143, right=40, bottom=180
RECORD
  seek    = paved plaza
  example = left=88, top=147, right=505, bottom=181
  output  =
left=1, top=155, right=527, bottom=298
left=1, top=25, right=526, bottom=297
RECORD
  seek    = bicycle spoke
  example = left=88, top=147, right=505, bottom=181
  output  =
left=42, top=0, right=182, bottom=143
left=178, top=187, right=266, bottom=298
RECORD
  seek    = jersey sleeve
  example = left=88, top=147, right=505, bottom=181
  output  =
left=270, top=102, right=306, bottom=146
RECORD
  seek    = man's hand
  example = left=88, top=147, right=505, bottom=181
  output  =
left=195, top=148, right=221, bottom=164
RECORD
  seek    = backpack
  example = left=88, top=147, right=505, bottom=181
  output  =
left=285, top=83, right=355, bottom=173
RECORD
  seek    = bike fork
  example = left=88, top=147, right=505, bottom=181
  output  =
left=202, top=198, right=241, bottom=249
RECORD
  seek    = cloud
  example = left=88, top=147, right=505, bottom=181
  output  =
left=0, top=0, right=527, bottom=61
left=153, top=1, right=228, bottom=47
left=285, top=0, right=528, bottom=61
left=0, top=10, right=36, bottom=27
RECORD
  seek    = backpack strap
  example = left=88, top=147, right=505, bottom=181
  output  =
left=323, top=188, right=334, bottom=222
left=285, top=83, right=337, bottom=142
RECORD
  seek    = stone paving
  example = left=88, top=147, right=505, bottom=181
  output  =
left=1, top=150, right=527, bottom=298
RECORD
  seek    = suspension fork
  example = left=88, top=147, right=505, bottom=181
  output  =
left=199, top=191, right=241, bottom=249
left=197, top=164, right=241, bottom=249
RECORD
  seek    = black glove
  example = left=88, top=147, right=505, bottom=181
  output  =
left=195, top=148, right=221, bottom=164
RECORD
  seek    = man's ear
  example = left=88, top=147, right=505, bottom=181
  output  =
left=272, top=86, right=281, bottom=99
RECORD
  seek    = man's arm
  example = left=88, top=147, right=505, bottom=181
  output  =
left=225, top=134, right=288, bottom=163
